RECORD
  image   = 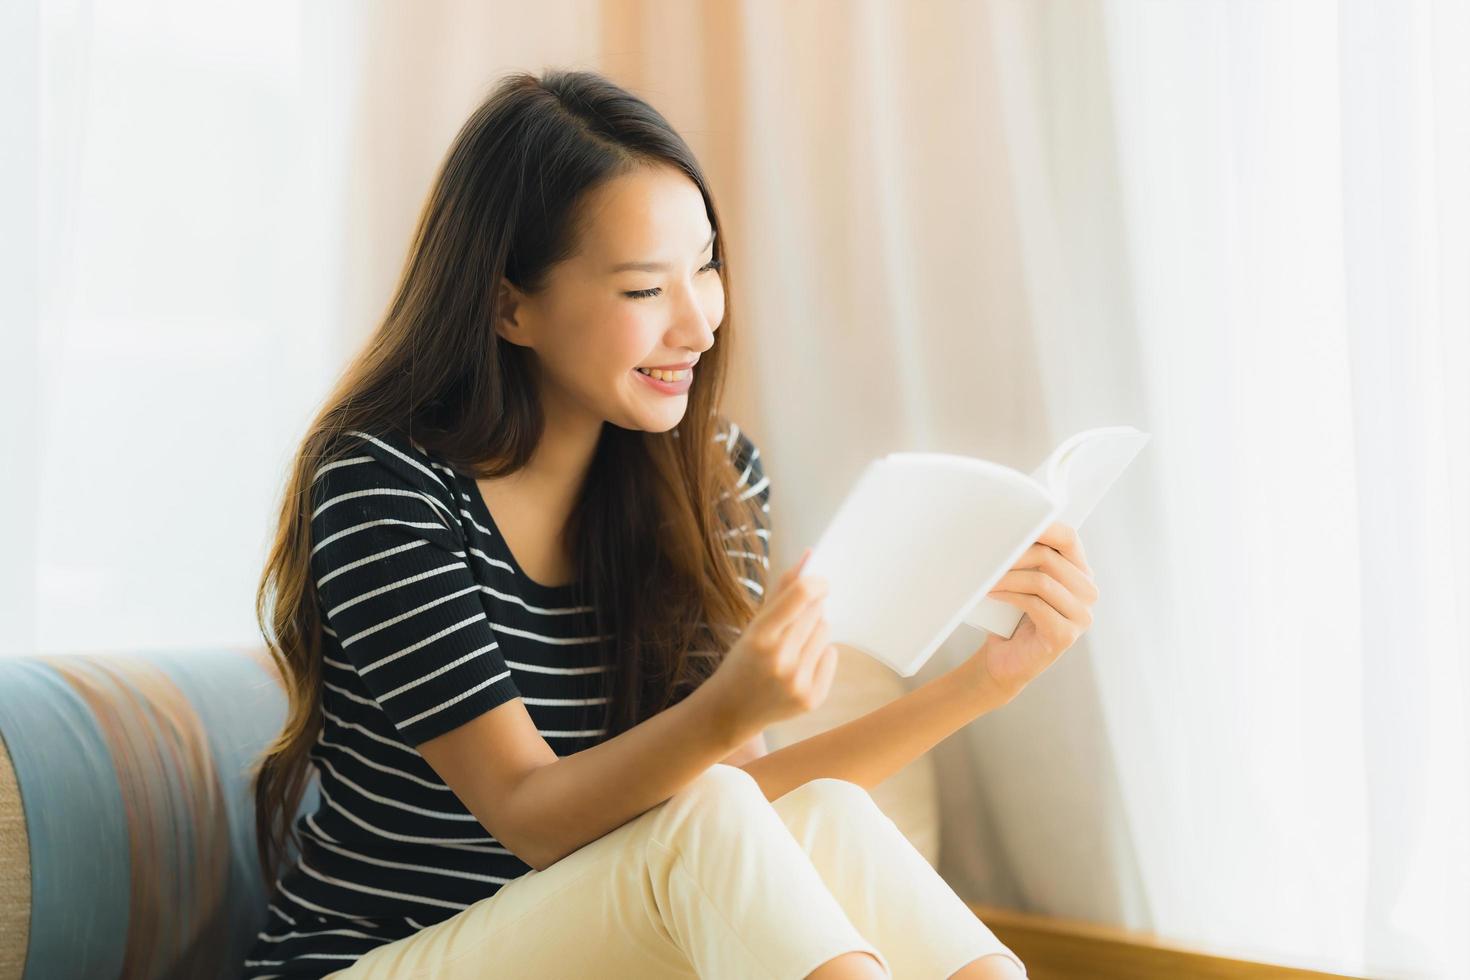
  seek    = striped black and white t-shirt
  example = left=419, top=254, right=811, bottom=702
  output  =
left=242, top=419, right=770, bottom=979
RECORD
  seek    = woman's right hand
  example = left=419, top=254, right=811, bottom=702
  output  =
left=703, top=547, right=839, bottom=739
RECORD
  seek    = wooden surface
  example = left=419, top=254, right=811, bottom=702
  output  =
left=969, top=902, right=1367, bottom=980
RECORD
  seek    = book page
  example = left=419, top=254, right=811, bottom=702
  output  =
left=803, top=453, right=1057, bottom=676
left=961, top=426, right=1151, bottom=639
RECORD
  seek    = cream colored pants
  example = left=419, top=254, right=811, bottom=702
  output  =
left=325, top=764, right=1027, bottom=979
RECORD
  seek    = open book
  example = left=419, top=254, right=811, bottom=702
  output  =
left=801, top=426, right=1151, bottom=677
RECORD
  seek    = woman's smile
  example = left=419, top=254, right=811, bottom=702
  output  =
left=632, top=365, right=694, bottom=393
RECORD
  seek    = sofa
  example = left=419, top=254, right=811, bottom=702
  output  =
left=0, top=646, right=937, bottom=979
left=0, top=648, right=306, bottom=979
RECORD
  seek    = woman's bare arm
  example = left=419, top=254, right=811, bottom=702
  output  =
left=717, top=730, right=769, bottom=767
left=735, top=647, right=1013, bottom=801
left=418, top=676, right=748, bottom=871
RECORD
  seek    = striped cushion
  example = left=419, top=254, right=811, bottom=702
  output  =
left=0, top=648, right=314, bottom=980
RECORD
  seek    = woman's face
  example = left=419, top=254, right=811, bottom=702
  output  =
left=496, top=163, right=725, bottom=434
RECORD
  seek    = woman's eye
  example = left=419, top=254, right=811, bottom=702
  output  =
left=623, top=257, right=723, bottom=299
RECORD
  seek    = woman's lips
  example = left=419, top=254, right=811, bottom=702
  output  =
left=633, top=367, right=693, bottom=393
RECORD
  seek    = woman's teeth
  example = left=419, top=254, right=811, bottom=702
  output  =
left=636, top=367, right=690, bottom=381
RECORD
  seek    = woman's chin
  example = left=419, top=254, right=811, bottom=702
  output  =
left=631, top=401, right=686, bottom=432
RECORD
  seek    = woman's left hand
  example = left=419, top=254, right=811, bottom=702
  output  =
left=966, top=521, right=1099, bottom=702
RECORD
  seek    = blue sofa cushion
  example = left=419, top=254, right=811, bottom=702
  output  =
left=0, top=648, right=315, bottom=980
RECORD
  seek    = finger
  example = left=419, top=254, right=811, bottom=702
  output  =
left=757, top=573, right=827, bottom=638
left=763, top=549, right=815, bottom=611
left=1036, top=522, right=1089, bottom=572
left=986, top=589, right=1071, bottom=642
left=1038, top=522, right=1091, bottom=575
left=1009, top=545, right=1098, bottom=604
left=777, top=589, right=828, bottom=669
left=779, top=547, right=813, bottom=586
left=793, top=617, right=833, bottom=689
left=810, top=645, right=840, bottom=701
left=768, top=552, right=812, bottom=604
left=988, top=567, right=1089, bottom=624
left=988, top=568, right=1088, bottom=624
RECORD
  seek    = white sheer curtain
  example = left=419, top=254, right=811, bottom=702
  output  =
left=734, top=1, right=1467, bottom=975
left=977, top=1, right=1469, bottom=976
left=3, top=0, right=366, bottom=655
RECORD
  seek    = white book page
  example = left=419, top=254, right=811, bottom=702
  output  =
left=803, top=454, right=1057, bottom=676
left=961, top=426, right=1151, bottom=639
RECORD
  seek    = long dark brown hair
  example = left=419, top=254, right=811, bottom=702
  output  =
left=249, top=68, right=769, bottom=894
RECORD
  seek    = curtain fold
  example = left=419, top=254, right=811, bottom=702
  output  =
left=989, top=1, right=1468, bottom=974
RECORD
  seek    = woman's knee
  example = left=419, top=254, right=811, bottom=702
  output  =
left=660, top=769, right=882, bottom=847
left=653, top=763, right=774, bottom=839
left=675, top=762, right=767, bottom=807
left=643, top=764, right=782, bottom=852
left=782, top=776, right=879, bottom=813
left=775, top=778, right=900, bottom=844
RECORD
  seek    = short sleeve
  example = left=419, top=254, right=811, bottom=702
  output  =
left=724, top=422, right=771, bottom=595
left=309, top=433, right=521, bottom=745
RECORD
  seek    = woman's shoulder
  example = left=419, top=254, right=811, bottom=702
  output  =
left=715, top=416, right=768, bottom=498
left=318, top=426, right=461, bottom=505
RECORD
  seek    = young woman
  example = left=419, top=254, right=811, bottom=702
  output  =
left=243, top=68, right=1085, bottom=979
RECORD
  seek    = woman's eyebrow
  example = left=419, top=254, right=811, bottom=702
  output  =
left=609, top=228, right=716, bottom=273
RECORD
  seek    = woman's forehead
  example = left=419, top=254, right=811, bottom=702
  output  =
left=576, top=168, right=711, bottom=269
